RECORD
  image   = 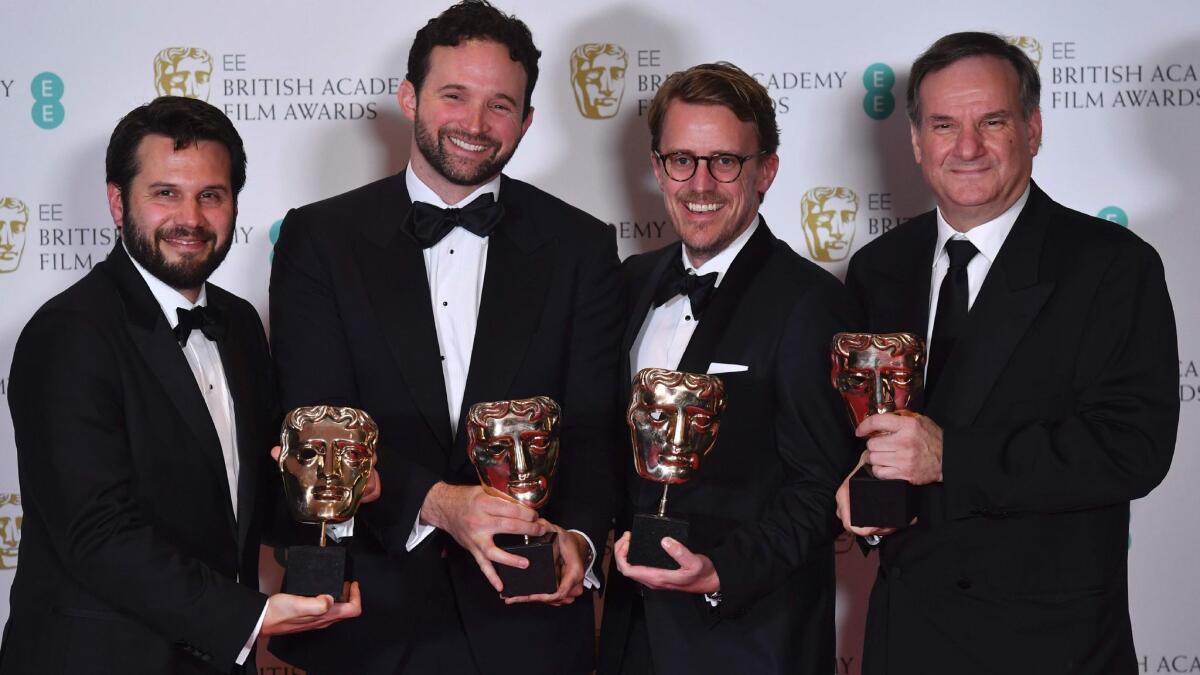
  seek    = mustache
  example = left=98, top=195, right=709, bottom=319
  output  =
left=155, top=226, right=216, bottom=242
left=679, top=191, right=725, bottom=203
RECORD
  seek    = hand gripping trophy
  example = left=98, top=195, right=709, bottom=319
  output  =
left=278, top=405, right=379, bottom=599
left=626, top=368, right=727, bottom=569
left=831, top=332, right=925, bottom=530
left=466, top=396, right=561, bottom=597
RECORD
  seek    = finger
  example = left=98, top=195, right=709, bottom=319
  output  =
left=482, top=496, right=539, bottom=522
left=485, top=544, right=532, bottom=571
left=489, top=516, right=547, bottom=538
left=472, top=554, right=505, bottom=593
left=270, top=445, right=282, bottom=461
left=869, top=464, right=906, bottom=481
left=856, top=412, right=902, bottom=437
left=660, top=537, right=696, bottom=567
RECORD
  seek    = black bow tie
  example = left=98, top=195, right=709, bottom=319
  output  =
left=174, top=305, right=224, bottom=347
left=406, top=193, right=505, bottom=248
left=653, top=256, right=719, bottom=317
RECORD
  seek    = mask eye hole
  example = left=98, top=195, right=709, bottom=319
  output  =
left=297, top=445, right=319, bottom=464
left=647, top=409, right=666, bottom=422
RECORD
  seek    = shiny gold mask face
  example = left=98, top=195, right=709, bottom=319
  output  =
left=831, top=332, right=925, bottom=425
left=466, top=397, right=561, bottom=510
left=279, top=406, right=379, bottom=524
left=627, top=368, right=727, bottom=485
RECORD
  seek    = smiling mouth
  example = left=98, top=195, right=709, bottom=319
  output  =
left=685, top=201, right=724, bottom=213
left=446, top=135, right=492, bottom=153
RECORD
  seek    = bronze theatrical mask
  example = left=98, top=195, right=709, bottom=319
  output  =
left=628, top=367, right=727, bottom=489
left=831, top=332, right=925, bottom=425
left=830, top=332, right=925, bottom=532
left=279, top=405, right=379, bottom=526
left=466, top=396, right=562, bottom=596
left=466, top=396, right=561, bottom=510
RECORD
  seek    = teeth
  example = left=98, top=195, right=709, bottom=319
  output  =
left=449, top=136, right=487, bottom=152
left=685, top=202, right=722, bottom=213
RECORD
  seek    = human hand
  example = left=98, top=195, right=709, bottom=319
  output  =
left=503, top=523, right=588, bottom=606
left=612, top=531, right=719, bottom=594
left=856, top=412, right=944, bottom=485
left=261, top=581, right=362, bottom=636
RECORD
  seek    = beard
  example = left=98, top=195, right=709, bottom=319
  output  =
left=121, top=197, right=232, bottom=291
left=413, top=112, right=521, bottom=187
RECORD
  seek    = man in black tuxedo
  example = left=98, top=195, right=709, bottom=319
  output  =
left=838, top=32, right=1178, bottom=674
left=596, top=62, right=860, bottom=675
left=267, top=2, right=622, bottom=673
left=0, top=97, right=360, bottom=674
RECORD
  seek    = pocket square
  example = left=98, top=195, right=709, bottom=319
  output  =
left=707, top=362, right=748, bottom=374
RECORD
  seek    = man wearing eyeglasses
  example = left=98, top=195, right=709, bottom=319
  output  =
left=597, top=62, right=861, bottom=675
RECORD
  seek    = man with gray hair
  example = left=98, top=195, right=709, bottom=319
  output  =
left=839, top=31, right=1177, bottom=673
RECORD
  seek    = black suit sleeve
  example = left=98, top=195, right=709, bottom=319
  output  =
left=706, top=280, right=862, bottom=615
left=547, top=226, right=625, bottom=570
left=8, top=309, right=265, bottom=670
left=941, top=240, right=1177, bottom=518
left=270, top=208, right=442, bottom=541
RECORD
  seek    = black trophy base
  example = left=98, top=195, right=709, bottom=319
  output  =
left=282, top=545, right=346, bottom=600
left=495, top=532, right=558, bottom=598
left=629, top=512, right=689, bottom=570
left=849, top=465, right=917, bottom=529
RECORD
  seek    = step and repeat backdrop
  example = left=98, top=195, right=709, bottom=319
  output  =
left=2, top=1, right=1197, bottom=672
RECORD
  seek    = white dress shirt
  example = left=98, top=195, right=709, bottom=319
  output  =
left=925, top=184, right=1030, bottom=354
left=631, top=216, right=760, bottom=374
left=126, top=245, right=263, bottom=664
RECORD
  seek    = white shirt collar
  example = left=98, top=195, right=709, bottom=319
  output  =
left=682, top=215, right=761, bottom=287
left=933, top=183, right=1030, bottom=268
left=406, top=165, right=501, bottom=209
left=123, top=242, right=207, bottom=328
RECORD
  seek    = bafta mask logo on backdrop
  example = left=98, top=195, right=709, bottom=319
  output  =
left=153, top=47, right=214, bottom=100
left=570, top=43, right=628, bottom=119
left=801, top=187, right=859, bottom=263
left=1006, top=36, right=1043, bottom=68
left=0, top=197, right=29, bottom=273
left=0, top=494, right=21, bottom=570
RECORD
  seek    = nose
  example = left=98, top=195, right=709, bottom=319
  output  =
left=318, top=443, right=338, bottom=480
left=598, top=70, right=614, bottom=96
left=0, top=226, right=11, bottom=248
left=689, top=159, right=719, bottom=190
left=178, top=197, right=205, bottom=227
left=954, top=126, right=984, bottom=160
left=872, top=376, right=895, bottom=414
left=667, top=407, right=688, bottom=450
left=462, top=103, right=487, bottom=134
left=511, top=439, right=530, bottom=478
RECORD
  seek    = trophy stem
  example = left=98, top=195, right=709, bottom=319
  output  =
left=319, top=521, right=327, bottom=548
left=656, top=483, right=670, bottom=518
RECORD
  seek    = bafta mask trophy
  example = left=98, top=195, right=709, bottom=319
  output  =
left=279, top=405, right=378, bottom=599
left=627, top=368, right=727, bottom=569
left=831, top=333, right=924, bottom=529
left=466, top=396, right=561, bottom=597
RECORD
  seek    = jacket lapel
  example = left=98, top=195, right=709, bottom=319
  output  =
left=104, top=244, right=237, bottom=534
left=926, top=183, right=1055, bottom=425
left=621, top=243, right=679, bottom=385
left=358, top=173, right=453, bottom=451
left=452, top=179, right=553, bottom=467
left=676, top=221, right=774, bottom=374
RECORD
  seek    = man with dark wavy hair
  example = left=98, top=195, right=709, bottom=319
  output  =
left=268, top=2, right=622, bottom=673
left=597, top=62, right=860, bottom=674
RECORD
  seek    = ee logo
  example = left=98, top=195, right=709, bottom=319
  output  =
left=31, top=72, right=64, bottom=129
left=862, top=63, right=895, bottom=121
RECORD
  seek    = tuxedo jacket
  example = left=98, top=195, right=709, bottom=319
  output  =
left=597, top=223, right=861, bottom=675
left=267, top=172, right=623, bottom=675
left=0, top=244, right=275, bottom=674
left=846, top=183, right=1178, bottom=675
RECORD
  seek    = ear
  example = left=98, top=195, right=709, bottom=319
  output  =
left=754, top=153, right=780, bottom=197
left=398, top=80, right=418, bottom=123
left=910, top=123, right=923, bottom=165
left=1026, top=107, right=1043, bottom=157
left=106, top=183, right=125, bottom=230
left=520, top=105, right=535, bottom=135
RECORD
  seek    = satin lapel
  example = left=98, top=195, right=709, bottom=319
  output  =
left=358, top=175, right=453, bottom=450
left=676, top=222, right=774, bottom=374
left=104, top=245, right=236, bottom=533
left=621, top=244, right=680, bottom=384
left=926, top=185, right=1056, bottom=425
left=452, top=192, right=552, bottom=468
left=209, top=290, right=259, bottom=556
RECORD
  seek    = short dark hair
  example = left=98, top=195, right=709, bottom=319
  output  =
left=105, top=96, right=247, bottom=199
left=907, top=31, right=1040, bottom=125
left=406, top=0, right=541, bottom=117
left=647, top=62, right=780, bottom=156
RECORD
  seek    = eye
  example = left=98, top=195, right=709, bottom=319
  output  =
left=712, top=154, right=739, bottom=169
left=843, top=372, right=870, bottom=390
left=666, top=153, right=695, bottom=169
left=690, top=415, right=712, bottom=431
left=297, top=446, right=319, bottom=463
left=647, top=409, right=667, bottom=422
left=486, top=443, right=508, bottom=457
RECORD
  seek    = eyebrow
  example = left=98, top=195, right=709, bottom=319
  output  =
left=146, top=182, right=229, bottom=193
left=438, top=83, right=520, bottom=108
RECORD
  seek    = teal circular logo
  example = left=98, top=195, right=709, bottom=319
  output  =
left=31, top=72, right=64, bottom=129
left=1097, top=206, right=1128, bottom=227
left=862, top=63, right=895, bottom=121
left=268, top=219, right=283, bottom=262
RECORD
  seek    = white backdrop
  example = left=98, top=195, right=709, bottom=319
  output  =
left=2, top=1, right=1197, bottom=672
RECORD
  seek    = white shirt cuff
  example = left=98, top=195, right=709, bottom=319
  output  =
left=568, top=529, right=600, bottom=589
left=408, top=511, right=436, bottom=552
left=325, top=518, right=355, bottom=542
left=236, top=599, right=269, bottom=665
